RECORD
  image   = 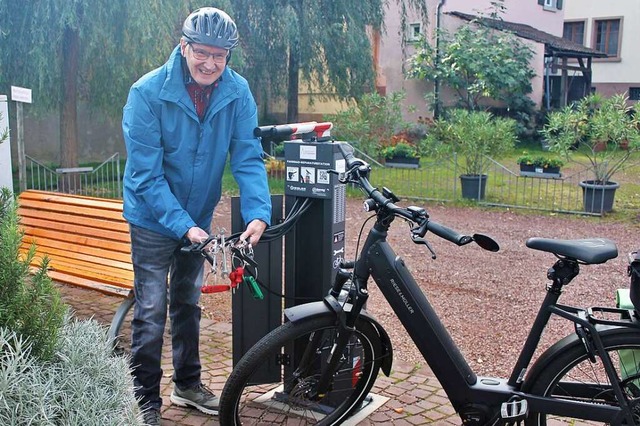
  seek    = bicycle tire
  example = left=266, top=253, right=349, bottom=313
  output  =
left=219, top=315, right=383, bottom=425
left=524, top=327, right=640, bottom=425
left=107, top=290, right=135, bottom=355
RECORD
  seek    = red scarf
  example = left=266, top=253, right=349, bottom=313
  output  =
left=185, top=82, right=216, bottom=120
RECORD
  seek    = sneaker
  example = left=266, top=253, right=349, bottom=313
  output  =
left=170, top=383, right=219, bottom=415
left=142, top=406, right=161, bottom=426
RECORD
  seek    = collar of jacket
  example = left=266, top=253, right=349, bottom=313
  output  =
left=159, top=45, right=240, bottom=121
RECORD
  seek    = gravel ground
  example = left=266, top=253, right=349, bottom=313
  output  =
left=202, top=195, right=640, bottom=378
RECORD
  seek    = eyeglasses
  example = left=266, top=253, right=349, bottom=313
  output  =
left=189, top=44, right=228, bottom=63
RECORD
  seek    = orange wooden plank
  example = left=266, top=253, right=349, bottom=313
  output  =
left=46, top=261, right=133, bottom=286
left=22, top=227, right=131, bottom=254
left=19, top=190, right=124, bottom=212
left=21, top=236, right=132, bottom=266
left=18, top=209, right=129, bottom=234
left=23, top=249, right=133, bottom=279
left=20, top=216, right=130, bottom=243
left=17, top=199, right=124, bottom=221
left=41, top=269, right=131, bottom=297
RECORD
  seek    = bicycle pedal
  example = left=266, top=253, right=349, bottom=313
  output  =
left=500, top=399, right=528, bottom=421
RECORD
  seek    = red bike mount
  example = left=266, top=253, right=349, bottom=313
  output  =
left=201, top=265, right=264, bottom=299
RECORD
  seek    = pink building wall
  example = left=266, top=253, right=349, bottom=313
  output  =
left=380, top=0, right=565, bottom=121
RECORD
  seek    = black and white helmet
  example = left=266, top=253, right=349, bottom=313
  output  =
left=182, top=7, right=239, bottom=50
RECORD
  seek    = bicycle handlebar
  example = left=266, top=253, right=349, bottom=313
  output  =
left=426, top=221, right=473, bottom=246
left=337, top=141, right=498, bottom=252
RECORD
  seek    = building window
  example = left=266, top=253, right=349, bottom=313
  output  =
left=629, top=87, right=640, bottom=101
left=540, top=0, right=562, bottom=10
left=407, top=23, right=422, bottom=42
left=563, top=21, right=585, bottom=45
left=594, top=18, right=621, bottom=57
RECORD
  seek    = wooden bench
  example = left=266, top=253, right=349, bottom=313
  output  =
left=18, top=190, right=132, bottom=297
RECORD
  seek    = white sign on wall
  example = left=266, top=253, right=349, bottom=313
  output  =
left=0, top=95, right=14, bottom=193
left=11, top=86, right=32, bottom=104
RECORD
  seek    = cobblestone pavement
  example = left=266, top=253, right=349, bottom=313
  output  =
left=61, top=284, right=460, bottom=425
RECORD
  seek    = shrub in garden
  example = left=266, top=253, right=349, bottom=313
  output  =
left=328, top=91, right=411, bottom=158
left=0, top=188, right=65, bottom=360
left=0, top=188, right=143, bottom=424
left=0, top=317, right=143, bottom=425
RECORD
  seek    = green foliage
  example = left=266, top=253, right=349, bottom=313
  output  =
left=0, top=318, right=143, bottom=425
left=0, top=188, right=66, bottom=360
left=516, top=152, right=564, bottom=168
left=541, top=94, right=640, bottom=183
left=421, top=109, right=517, bottom=175
left=328, top=91, right=411, bottom=158
left=380, top=142, right=419, bottom=159
left=408, top=5, right=535, bottom=112
left=0, top=0, right=186, bottom=116
left=232, top=0, right=428, bottom=121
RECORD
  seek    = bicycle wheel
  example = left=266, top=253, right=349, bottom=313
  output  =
left=524, top=328, right=640, bottom=425
left=219, top=315, right=383, bottom=425
left=107, top=290, right=135, bottom=355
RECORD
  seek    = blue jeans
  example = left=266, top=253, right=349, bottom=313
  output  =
left=129, top=224, right=205, bottom=409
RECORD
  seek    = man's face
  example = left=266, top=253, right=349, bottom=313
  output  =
left=180, top=40, right=228, bottom=87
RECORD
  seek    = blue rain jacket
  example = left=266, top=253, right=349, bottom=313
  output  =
left=122, top=46, right=271, bottom=240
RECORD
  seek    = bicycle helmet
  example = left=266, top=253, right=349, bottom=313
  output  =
left=182, top=7, right=239, bottom=50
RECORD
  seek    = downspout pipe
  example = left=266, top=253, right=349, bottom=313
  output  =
left=434, top=0, right=446, bottom=119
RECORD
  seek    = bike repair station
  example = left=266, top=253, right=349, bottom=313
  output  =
left=231, top=121, right=363, bottom=404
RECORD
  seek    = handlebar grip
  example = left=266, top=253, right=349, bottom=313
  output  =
left=180, top=243, right=199, bottom=253
left=336, top=142, right=363, bottom=169
left=254, top=124, right=294, bottom=139
left=427, top=221, right=472, bottom=246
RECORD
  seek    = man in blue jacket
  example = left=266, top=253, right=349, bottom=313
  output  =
left=122, top=7, right=271, bottom=425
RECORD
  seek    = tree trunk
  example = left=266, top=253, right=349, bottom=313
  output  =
left=287, top=0, right=302, bottom=123
left=59, top=25, right=80, bottom=192
left=60, top=25, right=79, bottom=169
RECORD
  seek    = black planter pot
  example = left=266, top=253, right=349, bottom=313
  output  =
left=385, top=156, right=420, bottom=169
left=579, top=180, right=620, bottom=213
left=460, top=174, right=487, bottom=200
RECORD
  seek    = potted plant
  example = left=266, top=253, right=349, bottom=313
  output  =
left=421, top=109, right=517, bottom=199
left=541, top=93, right=640, bottom=213
left=516, top=152, right=564, bottom=178
left=272, top=143, right=285, bottom=160
left=380, top=141, right=421, bottom=168
left=265, top=157, right=285, bottom=177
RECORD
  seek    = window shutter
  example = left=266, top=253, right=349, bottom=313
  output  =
left=556, top=0, right=563, bottom=9
left=538, top=0, right=544, bottom=5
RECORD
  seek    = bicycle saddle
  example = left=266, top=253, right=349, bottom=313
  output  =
left=526, top=237, right=618, bottom=264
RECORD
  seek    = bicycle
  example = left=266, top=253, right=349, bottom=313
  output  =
left=218, top=142, right=640, bottom=425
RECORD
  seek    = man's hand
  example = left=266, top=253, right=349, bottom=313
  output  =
left=185, top=226, right=209, bottom=244
left=240, top=219, right=267, bottom=246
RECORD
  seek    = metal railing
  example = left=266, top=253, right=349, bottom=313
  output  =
left=25, top=153, right=122, bottom=199
left=266, top=153, right=615, bottom=216
left=369, top=155, right=596, bottom=215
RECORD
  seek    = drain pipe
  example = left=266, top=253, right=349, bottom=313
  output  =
left=434, top=0, right=446, bottom=119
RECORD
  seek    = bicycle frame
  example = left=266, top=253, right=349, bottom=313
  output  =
left=342, top=211, right=640, bottom=424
